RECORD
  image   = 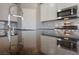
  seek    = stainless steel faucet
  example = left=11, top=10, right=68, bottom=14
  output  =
left=7, top=4, right=23, bottom=42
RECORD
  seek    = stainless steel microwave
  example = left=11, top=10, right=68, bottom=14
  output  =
left=57, top=5, right=77, bottom=19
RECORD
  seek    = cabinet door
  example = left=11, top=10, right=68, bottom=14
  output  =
left=40, top=3, right=57, bottom=21
left=0, top=37, right=9, bottom=54
left=41, top=35, right=57, bottom=54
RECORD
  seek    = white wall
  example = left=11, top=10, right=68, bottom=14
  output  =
left=0, top=3, right=17, bottom=21
left=0, top=3, right=11, bottom=20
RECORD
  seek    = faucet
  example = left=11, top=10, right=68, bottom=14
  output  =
left=7, top=4, right=23, bottom=42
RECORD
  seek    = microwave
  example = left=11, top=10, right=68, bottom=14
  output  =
left=57, top=5, right=78, bottom=19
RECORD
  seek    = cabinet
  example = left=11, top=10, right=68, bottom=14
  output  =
left=41, top=35, right=57, bottom=54
left=40, top=3, right=57, bottom=21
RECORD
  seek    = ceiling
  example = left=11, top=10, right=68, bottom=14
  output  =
left=21, top=3, right=38, bottom=8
